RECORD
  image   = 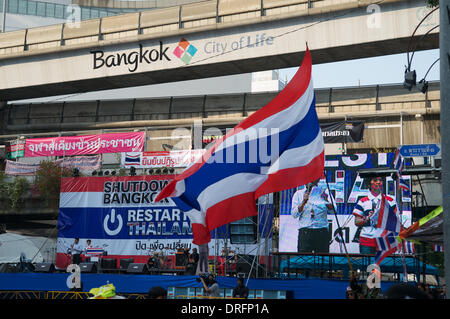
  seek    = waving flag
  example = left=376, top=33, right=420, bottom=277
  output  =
left=403, top=240, right=415, bottom=254
left=155, top=48, right=324, bottom=244
left=376, top=195, right=401, bottom=233
left=375, top=232, right=401, bottom=265
left=398, top=176, right=410, bottom=192
left=393, top=149, right=404, bottom=173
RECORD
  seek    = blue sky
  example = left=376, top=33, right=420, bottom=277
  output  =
left=279, top=49, right=440, bottom=88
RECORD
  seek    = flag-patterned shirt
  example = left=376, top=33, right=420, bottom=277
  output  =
left=352, top=192, right=398, bottom=246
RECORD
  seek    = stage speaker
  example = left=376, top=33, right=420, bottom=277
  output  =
left=34, top=263, right=55, bottom=273
left=101, top=258, right=116, bottom=269
left=79, top=262, right=97, bottom=273
left=126, top=263, right=149, bottom=274
left=175, top=252, right=187, bottom=269
left=119, top=258, right=134, bottom=270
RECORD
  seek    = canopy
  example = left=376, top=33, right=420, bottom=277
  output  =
left=399, top=206, right=443, bottom=245
left=0, top=233, right=44, bottom=263
left=280, top=255, right=439, bottom=276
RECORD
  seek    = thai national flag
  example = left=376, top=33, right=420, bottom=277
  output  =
left=403, top=240, right=415, bottom=254
left=86, top=248, right=104, bottom=256
left=398, top=176, right=410, bottom=192
left=155, top=48, right=324, bottom=244
left=125, top=153, right=141, bottom=166
left=376, top=195, right=401, bottom=233
left=434, top=244, right=444, bottom=252
left=375, top=232, right=401, bottom=265
left=393, top=149, right=404, bottom=173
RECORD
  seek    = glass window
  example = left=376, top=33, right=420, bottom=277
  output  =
left=18, top=0, right=27, bottom=15
left=0, top=1, right=3, bottom=13
left=36, top=1, right=46, bottom=16
left=46, top=2, right=55, bottom=17
left=54, top=4, right=64, bottom=19
left=27, top=0, right=36, bottom=15
left=8, top=0, right=19, bottom=14
left=81, top=7, right=90, bottom=20
left=90, top=9, right=99, bottom=19
left=99, top=10, right=108, bottom=18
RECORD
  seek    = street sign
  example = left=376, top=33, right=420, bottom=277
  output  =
left=399, top=144, right=441, bottom=157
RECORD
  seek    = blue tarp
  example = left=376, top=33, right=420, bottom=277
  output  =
left=0, top=273, right=395, bottom=299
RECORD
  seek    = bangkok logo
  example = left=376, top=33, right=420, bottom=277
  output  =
left=173, top=38, right=197, bottom=65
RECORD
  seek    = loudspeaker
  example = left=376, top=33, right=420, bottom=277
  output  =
left=101, top=258, right=116, bottom=270
left=126, top=263, right=148, bottom=274
left=34, top=263, right=55, bottom=273
left=79, top=262, right=97, bottom=273
left=119, top=258, right=134, bottom=270
left=175, top=252, right=187, bottom=269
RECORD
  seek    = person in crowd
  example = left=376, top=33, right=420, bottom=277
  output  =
left=148, top=286, right=167, bottom=299
left=185, top=256, right=197, bottom=275
left=183, top=247, right=191, bottom=266
left=70, top=238, right=83, bottom=265
left=84, top=239, right=93, bottom=252
left=84, top=239, right=93, bottom=262
left=345, top=287, right=356, bottom=299
left=291, top=178, right=334, bottom=253
left=232, top=277, right=249, bottom=299
left=384, top=282, right=431, bottom=299
left=200, top=273, right=220, bottom=298
left=190, top=247, right=199, bottom=270
left=353, top=176, right=399, bottom=254
left=147, top=252, right=161, bottom=269
left=198, top=244, right=209, bottom=274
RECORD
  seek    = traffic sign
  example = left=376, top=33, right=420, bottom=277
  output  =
left=399, top=144, right=441, bottom=157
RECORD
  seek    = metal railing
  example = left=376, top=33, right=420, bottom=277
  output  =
left=0, top=0, right=396, bottom=55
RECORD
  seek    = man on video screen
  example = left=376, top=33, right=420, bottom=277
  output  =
left=291, top=178, right=334, bottom=253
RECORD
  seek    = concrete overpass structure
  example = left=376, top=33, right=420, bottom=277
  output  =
left=0, top=81, right=442, bottom=219
left=1, top=81, right=441, bottom=151
left=0, top=0, right=439, bottom=101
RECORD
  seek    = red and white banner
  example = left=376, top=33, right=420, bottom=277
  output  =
left=25, top=132, right=145, bottom=157
left=121, top=150, right=205, bottom=168
left=5, top=155, right=102, bottom=175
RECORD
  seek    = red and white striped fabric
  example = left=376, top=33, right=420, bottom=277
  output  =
left=156, top=47, right=324, bottom=244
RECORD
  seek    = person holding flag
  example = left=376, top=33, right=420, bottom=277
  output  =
left=353, top=176, right=400, bottom=255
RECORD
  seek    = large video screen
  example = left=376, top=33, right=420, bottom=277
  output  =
left=279, top=153, right=412, bottom=254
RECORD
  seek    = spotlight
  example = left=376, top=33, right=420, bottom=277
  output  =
left=98, top=170, right=103, bottom=176
left=104, top=170, right=110, bottom=176
left=417, top=79, right=428, bottom=94
left=111, top=170, right=116, bottom=176
left=155, top=169, right=161, bottom=175
left=162, top=168, right=168, bottom=174
left=92, top=170, right=97, bottom=176
left=168, top=168, right=174, bottom=174
left=148, top=169, right=154, bottom=175
left=403, top=69, right=416, bottom=91
left=72, top=168, right=80, bottom=177
left=130, top=166, right=136, bottom=176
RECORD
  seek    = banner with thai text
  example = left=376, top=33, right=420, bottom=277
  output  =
left=120, top=150, right=205, bottom=168
left=25, top=131, right=145, bottom=157
left=55, top=174, right=272, bottom=270
left=5, top=155, right=102, bottom=176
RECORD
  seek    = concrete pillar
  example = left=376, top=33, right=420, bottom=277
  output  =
left=440, top=0, right=450, bottom=299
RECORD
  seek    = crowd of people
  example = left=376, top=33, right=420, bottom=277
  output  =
left=345, top=271, right=446, bottom=299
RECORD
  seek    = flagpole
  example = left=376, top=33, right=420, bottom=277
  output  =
left=395, top=172, right=409, bottom=282
left=324, top=171, right=354, bottom=274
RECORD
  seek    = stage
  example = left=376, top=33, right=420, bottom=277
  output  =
left=0, top=273, right=397, bottom=299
